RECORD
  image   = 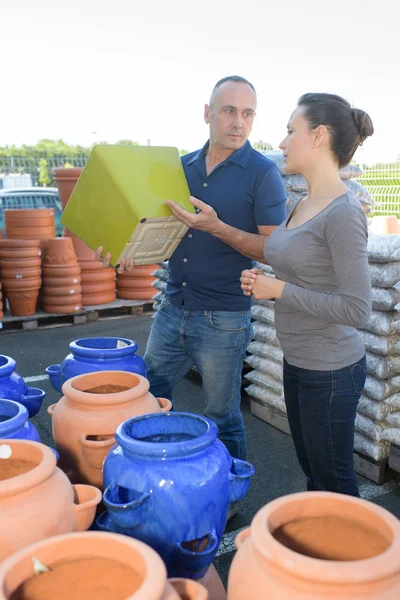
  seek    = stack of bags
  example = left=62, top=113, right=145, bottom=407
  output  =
left=356, top=235, right=400, bottom=459
left=151, top=263, right=168, bottom=312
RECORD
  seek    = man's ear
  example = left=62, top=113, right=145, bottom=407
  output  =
left=204, top=104, right=211, bottom=124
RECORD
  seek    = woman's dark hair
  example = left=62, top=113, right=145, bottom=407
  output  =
left=297, top=93, right=374, bottom=167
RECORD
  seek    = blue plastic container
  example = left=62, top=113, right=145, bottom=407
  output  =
left=0, top=355, right=45, bottom=418
left=96, top=412, right=254, bottom=579
left=46, top=337, right=147, bottom=393
left=0, top=398, right=40, bottom=442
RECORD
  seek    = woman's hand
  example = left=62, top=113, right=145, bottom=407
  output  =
left=240, top=269, right=286, bottom=300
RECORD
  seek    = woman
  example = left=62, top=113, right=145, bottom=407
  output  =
left=241, top=93, right=374, bottom=496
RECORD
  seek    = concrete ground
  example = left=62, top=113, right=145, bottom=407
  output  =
left=3, top=313, right=400, bottom=586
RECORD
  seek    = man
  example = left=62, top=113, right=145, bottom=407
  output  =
left=97, top=76, right=286, bottom=465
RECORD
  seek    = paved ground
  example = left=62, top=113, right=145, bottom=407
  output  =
left=3, top=313, right=400, bottom=586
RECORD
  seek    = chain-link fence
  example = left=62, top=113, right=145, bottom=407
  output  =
left=357, top=162, right=400, bottom=217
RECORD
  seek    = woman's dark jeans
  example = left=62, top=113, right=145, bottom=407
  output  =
left=283, top=355, right=367, bottom=497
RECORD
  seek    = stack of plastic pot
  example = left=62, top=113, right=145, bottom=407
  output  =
left=4, top=208, right=55, bottom=253
left=0, top=240, right=42, bottom=316
left=42, top=237, right=82, bottom=314
left=116, top=264, right=158, bottom=301
left=53, top=167, right=116, bottom=306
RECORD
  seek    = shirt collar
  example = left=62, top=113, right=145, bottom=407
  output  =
left=186, top=139, right=252, bottom=168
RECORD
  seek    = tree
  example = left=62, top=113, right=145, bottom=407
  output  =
left=253, top=140, right=274, bottom=151
left=38, top=158, right=51, bottom=187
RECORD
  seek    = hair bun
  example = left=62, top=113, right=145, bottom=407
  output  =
left=352, top=108, right=374, bottom=141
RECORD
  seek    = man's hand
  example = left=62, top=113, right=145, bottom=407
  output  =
left=95, top=246, right=134, bottom=274
left=166, top=196, right=220, bottom=234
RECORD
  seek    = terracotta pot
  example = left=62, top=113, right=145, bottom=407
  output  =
left=81, top=268, right=115, bottom=282
left=43, top=284, right=82, bottom=297
left=43, top=274, right=81, bottom=287
left=370, top=216, right=399, bottom=235
left=0, top=239, right=40, bottom=249
left=79, top=259, right=104, bottom=271
left=117, top=275, right=155, bottom=289
left=4, top=208, right=55, bottom=221
left=43, top=303, right=82, bottom=315
left=1, top=267, right=41, bottom=280
left=2, top=278, right=41, bottom=291
left=43, top=263, right=81, bottom=278
left=5, top=226, right=55, bottom=238
left=48, top=370, right=172, bottom=488
left=0, top=248, right=42, bottom=260
left=118, top=264, right=158, bottom=278
left=0, top=257, right=41, bottom=270
left=63, top=229, right=97, bottom=260
left=0, top=283, right=3, bottom=320
left=43, top=293, right=83, bottom=306
left=227, top=491, right=400, bottom=599
left=81, top=280, right=115, bottom=294
left=52, top=167, right=83, bottom=208
left=0, top=440, right=101, bottom=562
left=82, top=290, right=116, bottom=306
left=44, top=237, right=78, bottom=266
left=0, top=531, right=210, bottom=600
left=117, top=289, right=156, bottom=301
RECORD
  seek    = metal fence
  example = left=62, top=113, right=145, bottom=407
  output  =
left=0, top=156, right=88, bottom=186
left=357, top=162, right=400, bottom=217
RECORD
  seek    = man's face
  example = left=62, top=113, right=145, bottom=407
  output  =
left=204, top=81, right=257, bottom=151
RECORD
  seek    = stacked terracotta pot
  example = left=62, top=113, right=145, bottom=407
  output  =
left=116, top=264, right=158, bottom=301
left=42, top=237, right=82, bottom=314
left=0, top=240, right=42, bottom=316
left=0, top=282, right=3, bottom=320
left=4, top=208, right=55, bottom=254
left=53, top=167, right=117, bottom=306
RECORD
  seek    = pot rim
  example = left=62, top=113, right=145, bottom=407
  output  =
left=0, top=439, right=56, bottom=499
left=115, top=412, right=219, bottom=458
left=251, top=491, right=400, bottom=585
left=61, top=370, right=149, bottom=405
left=0, top=399, right=29, bottom=436
left=0, top=531, right=167, bottom=600
left=0, top=355, right=17, bottom=378
left=69, top=337, right=138, bottom=358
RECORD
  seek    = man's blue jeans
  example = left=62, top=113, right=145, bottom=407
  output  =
left=283, top=355, right=367, bottom=497
left=144, top=298, right=252, bottom=460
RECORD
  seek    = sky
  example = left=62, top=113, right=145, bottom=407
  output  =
left=2, top=0, right=399, bottom=165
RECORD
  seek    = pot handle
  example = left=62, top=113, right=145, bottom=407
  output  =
left=72, top=483, right=102, bottom=531
left=228, top=458, right=255, bottom=503
left=103, top=483, right=151, bottom=529
left=157, top=397, right=172, bottom=412
left=47, top=403, right=57, bottom=417
left=177, top=530, right=219, bottom=558
left=45, top=364, right=61, bottom=392
left=235, top=527, right=251, bottom=550
left=79, top=433, right=116, bottom=469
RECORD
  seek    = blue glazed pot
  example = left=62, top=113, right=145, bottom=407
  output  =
left=0, top=398, right=40, bottom=442
left=46, top=337, right=147, bottom=393
left=96, top=412, right=255, bottom=579
left=0, top=355, right=45, bottom=418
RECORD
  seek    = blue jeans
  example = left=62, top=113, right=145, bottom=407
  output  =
left=144, top=298, right=252, bottom=459
left=283, top=355, right=367, bottom=497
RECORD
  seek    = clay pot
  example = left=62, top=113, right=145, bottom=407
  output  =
left=43, top=284, right=82, bottom=297
left=0, top=283, right=3, bottom=320
left=116, top=264, right=157, bottom=301
left=42, top=263, right=80, bottom=278
left=52, top=167, right=83, bottom=208
left=44, top=237, right=78, bottom=266
left=0, top=439, right=102, bottom=561
left=81, top=280, right=115, bottom=294
left=0, top=531, right=210, bottom=600
left=63, top=229, right=97, bottom=260
left=42, top=303, right=82, bottom=314
left=227, top=491, right=400, bottom=599
left=0, top=257, right=41, bottom=270
left=0, top=248, right=42, bottom=260
left=79, top=259, right=105, bottom=271
left=1, top=267, right=41, bottom=280
left=4, top=208, right=55, bottom=221
left=48, top=370, right=172, bottom=488
left=43, top=274, right=81, bottom=287
left=2, top=277, right=41, bottom=291
left=81, top=268, right=115, bottom=282
left=43, top=293, right=82, bottom=306
left=2, top=283, right=41, bottom=317
left=6, top=226, right=55, bottom=238
left=117, top=288, right=156, bottom=301
left=82, top=290, right=116, bottom=306
left=0, top=239, right=40, bottom=249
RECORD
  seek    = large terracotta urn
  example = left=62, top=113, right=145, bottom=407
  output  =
left=0, top=439, right=102, bottom=562
left=227, top=491, right=400, bottom=599
left=48, top=370, right=172, bottom=488
left=0, top=531, right=209, bottom=600
left=52, top=167, right=83, bottom=209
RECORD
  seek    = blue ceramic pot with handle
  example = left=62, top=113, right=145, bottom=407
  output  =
left=0, top=355, right=45, bottom=418
left=0, top=398, right=40, bottom=442
left=96, top=412, right=255, bottom=579
left=46, top=337, right=147, bottom=393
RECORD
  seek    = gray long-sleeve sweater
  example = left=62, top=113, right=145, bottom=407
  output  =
left=263, top=192, right=372, bottom=370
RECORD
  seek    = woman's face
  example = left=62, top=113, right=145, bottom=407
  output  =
left=279, top=106, right=316, bottom=174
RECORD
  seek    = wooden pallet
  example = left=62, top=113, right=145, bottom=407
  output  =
left=389, top=444, right=400, bottom=474
left=0, top=299, right=154, bottom=332
left=250, top=399, right=397, bottom=485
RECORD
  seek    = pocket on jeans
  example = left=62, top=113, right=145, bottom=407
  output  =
left=209, top=311, right=247, bottom=332
left=349, top=358, right=367, bottom=395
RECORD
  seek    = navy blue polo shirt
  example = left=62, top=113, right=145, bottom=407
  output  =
left=167, top=140, right=287, bottom=311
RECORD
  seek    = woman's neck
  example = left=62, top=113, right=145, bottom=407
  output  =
left=302, top=161, right=348, bottom=203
